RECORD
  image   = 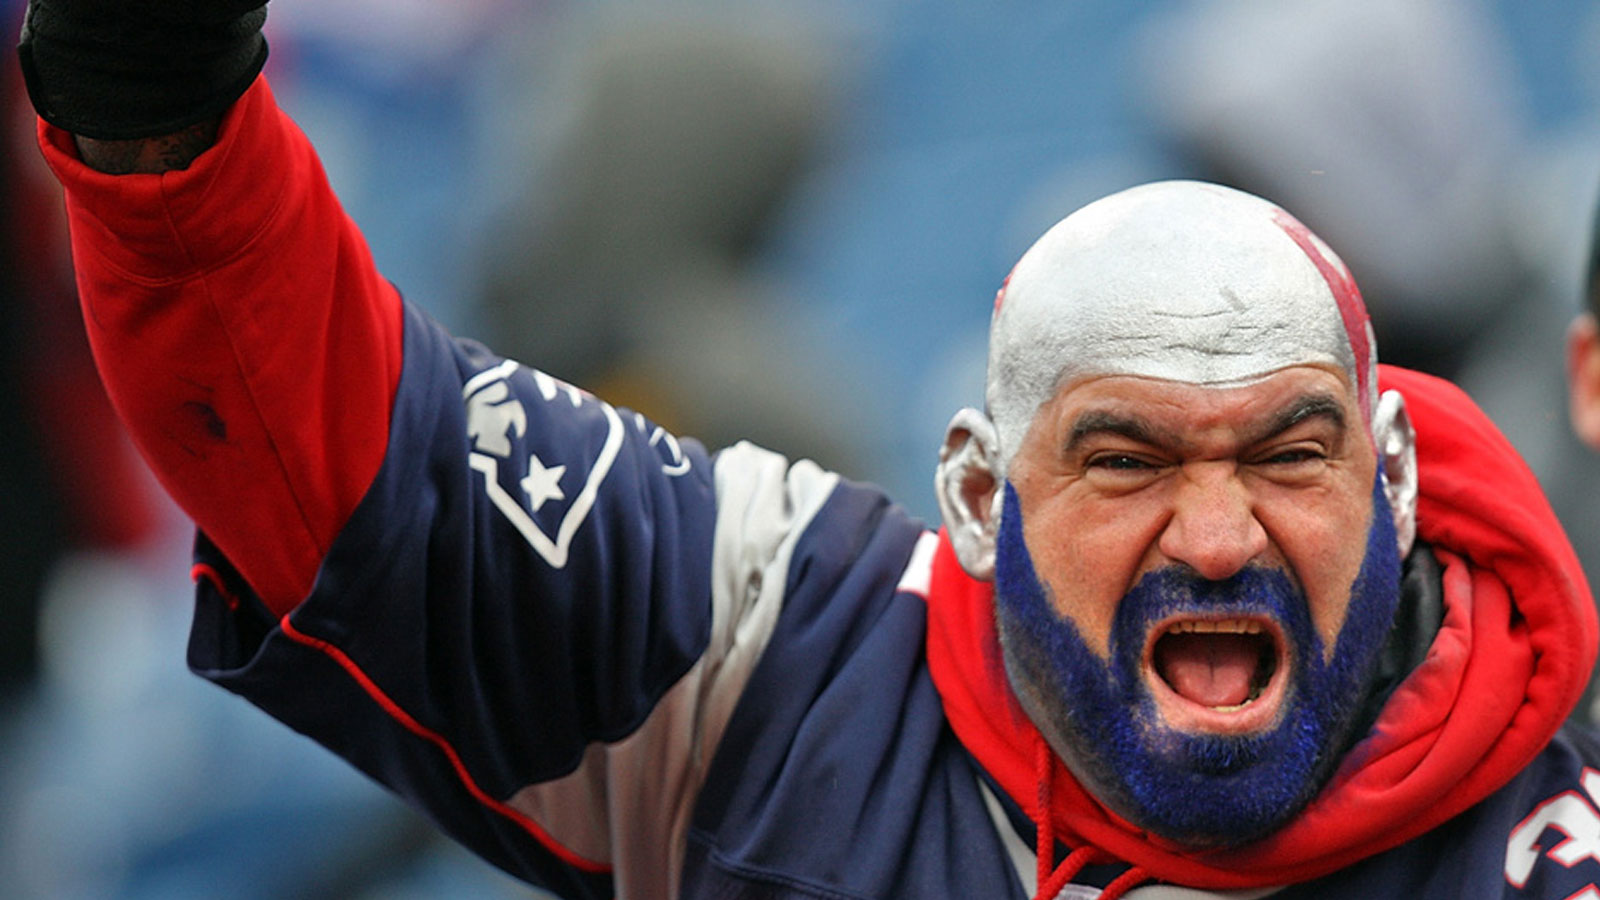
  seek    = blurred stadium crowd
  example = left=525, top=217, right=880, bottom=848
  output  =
left=3, top=0, right=1600, bottom=896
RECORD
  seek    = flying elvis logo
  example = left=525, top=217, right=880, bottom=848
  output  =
left=463, top=360, right=690, bottom=568
left=1506, top=767, right=1600, bottom=895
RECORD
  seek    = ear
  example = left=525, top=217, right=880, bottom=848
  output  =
left=935, top=408, right=1004, bottom=580
left=1371, top=389, right=1417, bottom=559
left=1568, top=314, right=1600, bottom=450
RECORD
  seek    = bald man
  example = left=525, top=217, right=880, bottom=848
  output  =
left=19, top=2, right=1600, bottom=898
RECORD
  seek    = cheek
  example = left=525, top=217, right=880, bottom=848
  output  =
left=1263, top=490, right=1376, bottom=654
left=1020, top=492, right=1168, bottom=659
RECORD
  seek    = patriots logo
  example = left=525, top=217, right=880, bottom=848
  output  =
left=1505, top=767, right=1600, bottom=895
left=462, top=360, right=623, bottom=569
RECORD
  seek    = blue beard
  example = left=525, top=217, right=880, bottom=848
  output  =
left=993, top=476, right=1402, bottom=847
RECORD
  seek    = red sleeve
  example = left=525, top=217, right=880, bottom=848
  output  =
left=37, top=76, right=404, bottom=616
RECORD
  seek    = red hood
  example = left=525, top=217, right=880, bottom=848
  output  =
left=925, top=365, right=1596, bottom=888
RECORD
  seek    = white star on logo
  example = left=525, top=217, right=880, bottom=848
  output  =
left=521, top=454, right=567, bottom=512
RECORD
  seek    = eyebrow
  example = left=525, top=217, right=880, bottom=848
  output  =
left=1254, top=394, right=1347, bottom=446
left=1063, top=391, right=1349, bottom=453
left=1065, top=410, right=1173, bottom=452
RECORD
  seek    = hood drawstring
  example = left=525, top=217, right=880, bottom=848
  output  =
left=1100, top=865, right=1151, bottom=899
left=1031, top=736, right=1152, bottom=900
left=1034, top=736, right=1091, bottom=899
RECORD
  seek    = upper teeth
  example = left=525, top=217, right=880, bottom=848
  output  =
left=1168, top=618, right=1263, bottom=635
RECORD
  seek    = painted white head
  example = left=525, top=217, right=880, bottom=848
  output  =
left=937, top=180, right=1416, bottom=580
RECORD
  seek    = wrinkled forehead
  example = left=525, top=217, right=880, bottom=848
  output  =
left=988, top=181, right=1374, bottom=457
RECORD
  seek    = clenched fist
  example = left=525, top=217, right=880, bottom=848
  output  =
left=18, top=0, right=268, bottom=140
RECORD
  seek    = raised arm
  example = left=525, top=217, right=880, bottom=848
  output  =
left=20, top=0, right=402, bottom=612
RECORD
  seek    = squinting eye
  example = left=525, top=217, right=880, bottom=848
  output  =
left=1260, top=448, right=1324, bottom=466
left=1090, top=454, right=1154, bottom=471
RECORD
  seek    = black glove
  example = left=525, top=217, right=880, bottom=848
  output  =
left=17, top=0, right=268, bottom=140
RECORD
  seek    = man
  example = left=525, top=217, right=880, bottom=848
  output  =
left=1571, top=200, right=1600, bottom=452
left=17, top=2, right=1600, bottom=897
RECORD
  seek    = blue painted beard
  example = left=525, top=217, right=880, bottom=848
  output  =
left=993, top=476, right=1403, bottom=847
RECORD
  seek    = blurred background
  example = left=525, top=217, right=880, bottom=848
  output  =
left=4, top=0, right=1600, bottom=896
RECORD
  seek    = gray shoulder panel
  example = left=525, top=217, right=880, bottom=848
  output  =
left=506, top=441, right=838, bottom=898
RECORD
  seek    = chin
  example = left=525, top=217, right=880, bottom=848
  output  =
left=993, top=479, right=1402, bottom=847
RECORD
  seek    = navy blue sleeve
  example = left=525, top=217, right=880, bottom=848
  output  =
left=185, top=303, right=731, bottom=897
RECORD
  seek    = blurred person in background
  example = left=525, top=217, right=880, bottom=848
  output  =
left=1571, top=194, right=1600, bottom=452
left=1138, top=0, right=1530, bottom=382
left=473, top=13, right=878, bottom=475
left=261, top=0, right=546, bottom=336
left=1568, top=186, right=1600, bottom=718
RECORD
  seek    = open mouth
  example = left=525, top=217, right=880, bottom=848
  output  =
left=1145, top=616, right=1289, bottom=733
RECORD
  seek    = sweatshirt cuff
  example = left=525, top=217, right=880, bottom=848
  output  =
left=36, top=75, right=297, bottom=279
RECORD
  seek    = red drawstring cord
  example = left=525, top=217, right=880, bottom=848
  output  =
left=1031, top=735, right=1151, bottom=900
left=1034, top=736, right=1056, bottom=893
left=1034, top=736, right=1098, bottom=899
left=1037, top=845, right=1096, bottom=900
left=1099, top=865, right=1150, bottom=900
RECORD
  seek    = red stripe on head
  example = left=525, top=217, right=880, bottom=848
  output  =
left=994, top=271, right=1014, bottom=314
left=1271, top=211, right=1373, bottom=421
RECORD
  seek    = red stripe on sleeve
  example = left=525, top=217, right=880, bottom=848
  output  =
left=277, top=615, right=614, bottom=875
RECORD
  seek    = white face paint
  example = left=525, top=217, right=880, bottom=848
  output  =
left=986, top=180, right=1376, bottom=468
left=936, top=180, right=1411, bottom=581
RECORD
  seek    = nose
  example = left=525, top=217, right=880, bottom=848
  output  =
left=1157, top=462, right=1268, bottom=581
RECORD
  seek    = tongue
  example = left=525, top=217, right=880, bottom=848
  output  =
left=1155, top=633, right=1260, bottom=708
